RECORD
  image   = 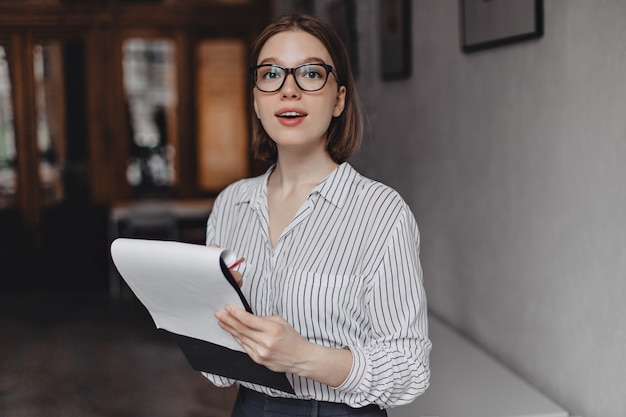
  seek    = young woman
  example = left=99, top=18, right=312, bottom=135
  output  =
left=205, top=13, right=430, bottom=417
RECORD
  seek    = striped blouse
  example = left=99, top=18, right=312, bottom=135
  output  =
left=203, top=162, right=431, bottom=409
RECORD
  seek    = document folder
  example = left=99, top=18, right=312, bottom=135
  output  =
left=167, top=332, right=294, bottom=394
left=110, top=238, right=294, bottom=394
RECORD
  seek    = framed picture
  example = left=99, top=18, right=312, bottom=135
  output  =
left=461, top=0, right=544, bottom=53
left=327, top=0, right=359, bottom=78
left=380, top=0, right=411, bottom=80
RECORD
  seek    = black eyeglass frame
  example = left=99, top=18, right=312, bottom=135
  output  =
left=249, top=63, right=338, bottom=93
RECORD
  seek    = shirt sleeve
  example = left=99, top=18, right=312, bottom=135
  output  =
left=205, top=193, right=219, bottom=245
left=335, top=206, right=431, bottom=408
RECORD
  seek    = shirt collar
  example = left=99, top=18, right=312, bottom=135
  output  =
left=310, top=162, right=356, bottom=209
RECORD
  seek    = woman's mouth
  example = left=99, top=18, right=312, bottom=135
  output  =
left=277, top=111, right=306, bottom=119
left=276, top=110, right=307, bottom=126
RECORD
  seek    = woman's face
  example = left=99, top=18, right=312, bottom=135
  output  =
left=253, top=30, right=346, bottom=158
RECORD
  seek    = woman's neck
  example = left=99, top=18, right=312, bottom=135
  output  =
left=270, top=150, right=338, bottom=194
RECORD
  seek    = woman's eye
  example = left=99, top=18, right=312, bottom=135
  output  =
left=298, top=65, right=323, bottom=79
left=261, top=68, right=283, bottom=79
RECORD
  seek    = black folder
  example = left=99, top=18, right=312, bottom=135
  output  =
left=110, top=238, right=294, bottom=394
left=166, top=332, right=294, bottom=394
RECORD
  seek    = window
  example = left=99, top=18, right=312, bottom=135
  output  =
left=33, top=41, right=66, bottom=206
left=196, top=39, right=248, bottom=192
left=122, top=38, right=178, bottom=195
left=0, top=44, right=16, bottom=209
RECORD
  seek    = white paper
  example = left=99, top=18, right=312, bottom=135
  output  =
left=110, top=238, right=245, bottom=352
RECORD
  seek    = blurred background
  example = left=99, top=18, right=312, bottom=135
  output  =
left=1, top=1, right=625, bottom=417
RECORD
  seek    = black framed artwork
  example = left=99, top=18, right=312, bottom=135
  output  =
left=380, top=0, right=411, bottom=80
left=327, top=0, right=359, bottom=78
left=461, top=0, right=544, bottom=53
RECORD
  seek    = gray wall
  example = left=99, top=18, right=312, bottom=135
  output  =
left=315, top=1, right=625, bottom=417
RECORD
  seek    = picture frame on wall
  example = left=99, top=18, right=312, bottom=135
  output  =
left=327, top=0, right=359, bottom=78
left=380, top=0, right=411, bottom=80
left=461, top=0, right=544, bottom=53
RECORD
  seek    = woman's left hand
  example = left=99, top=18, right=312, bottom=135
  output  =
left=215, top=305, right=310, bottom=374
left=215, top=305, right=353, bottom=386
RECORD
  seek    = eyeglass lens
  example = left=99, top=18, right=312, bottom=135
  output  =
left=253, top=64, right=331, bottom=92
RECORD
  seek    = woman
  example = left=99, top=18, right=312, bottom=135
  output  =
left=206, top=13, right=430, bottom=417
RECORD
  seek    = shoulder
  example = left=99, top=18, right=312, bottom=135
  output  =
left=344, top=167, right=421, bottom=262
left=218, top=175, right=266, bottom=199
left=214, top=174, right=265, bottom=207
left=220, top=176, right=261, bottom=196
left=351, top=167, right=420, bottom=238
left=350, top=167, right=411, bottom=217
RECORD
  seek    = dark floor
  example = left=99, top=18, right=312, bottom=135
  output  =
left=0, top=290, right=238, bottom=417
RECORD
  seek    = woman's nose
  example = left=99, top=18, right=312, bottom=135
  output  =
left=280, top=73, right=300, bottom=97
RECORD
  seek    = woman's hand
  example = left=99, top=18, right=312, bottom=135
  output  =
left=216, top=305, right=309, bottom=373
left=229, top=269, right=244, bottom=287
left=215, top=305, right=352, bottom=387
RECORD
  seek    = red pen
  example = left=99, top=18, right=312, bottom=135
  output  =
left=229, top=257, right=245, bottom=269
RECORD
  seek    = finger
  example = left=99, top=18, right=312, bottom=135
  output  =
left=230, top=270, right=244, bottom=287
left=224, top=305, right=267, bottom=331
left=216, top=307, right=256, bottom=336
left=215, top=312, right=254, bottom=354
left=215, top=311, right=245, bottom=343
left=215, top=310, right=259, bottom=350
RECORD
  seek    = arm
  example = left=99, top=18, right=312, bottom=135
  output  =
left=335, top=207, right=431, bottom=407
left=201, top=194, right=237, bottom=388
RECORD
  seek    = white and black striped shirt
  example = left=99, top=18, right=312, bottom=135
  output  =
left=203, top=163, right=430, bottom=409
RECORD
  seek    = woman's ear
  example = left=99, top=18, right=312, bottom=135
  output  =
left=253, top=97, right=260, bottom=119
left=333, top=86, right=347, bottom=117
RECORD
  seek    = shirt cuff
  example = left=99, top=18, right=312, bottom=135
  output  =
left=332, top=345, right=367, bottom=393
left=201, top=372, right=235, bottom=387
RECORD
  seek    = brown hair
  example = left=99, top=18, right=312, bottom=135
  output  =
left=249, top=13, right=363, bottom=164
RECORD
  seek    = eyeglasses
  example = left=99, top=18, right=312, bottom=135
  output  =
left=250, top=63, right=337, bottom=93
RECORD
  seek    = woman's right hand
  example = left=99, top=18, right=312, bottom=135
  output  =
left=229, top=269, right=244, bottom=287
left=210, top=243, right=244, bottom=287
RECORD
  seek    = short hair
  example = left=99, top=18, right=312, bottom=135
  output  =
left=249, top=13, right=363, bottom=164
